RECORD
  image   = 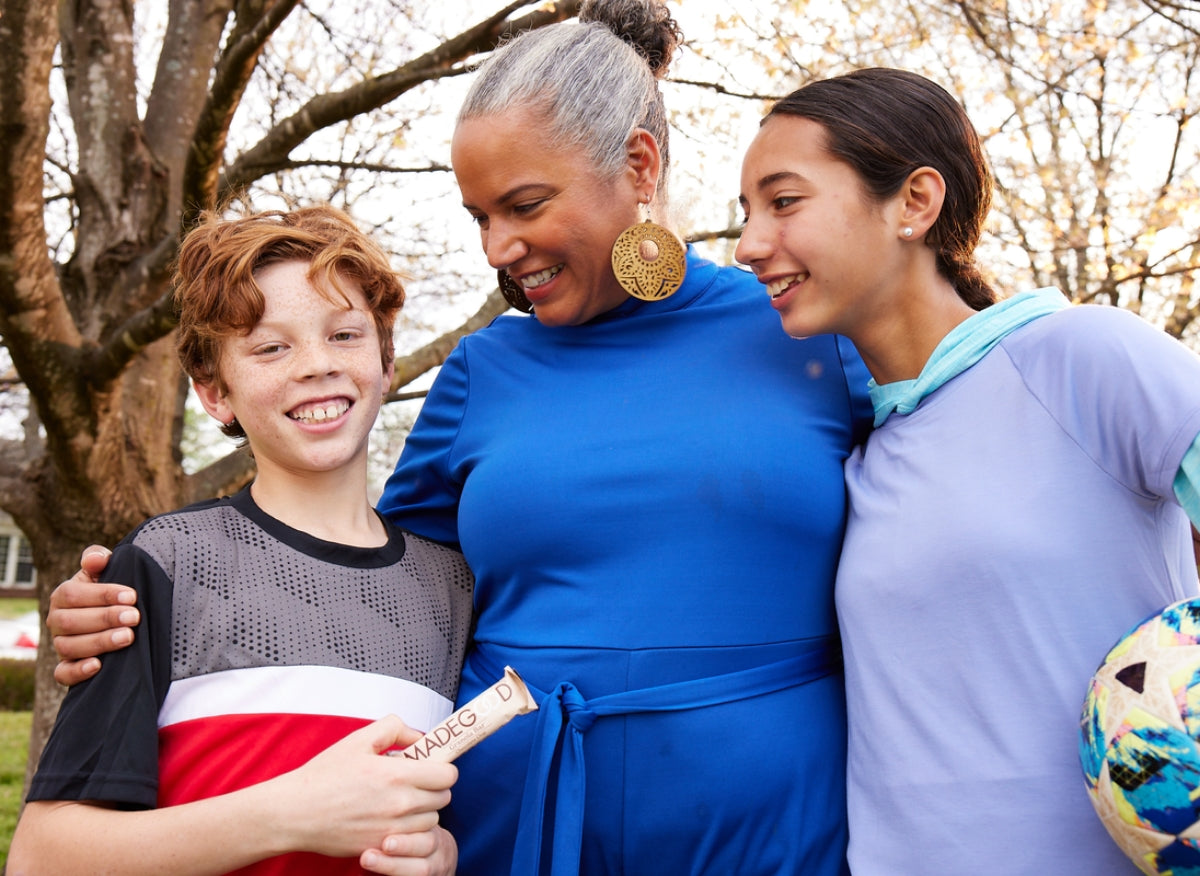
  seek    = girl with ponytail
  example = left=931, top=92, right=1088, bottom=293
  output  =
left=737, top=66, right=1200, bottom=874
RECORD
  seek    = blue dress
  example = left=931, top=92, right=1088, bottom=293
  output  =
left=378, top=252, right=871, bottom=875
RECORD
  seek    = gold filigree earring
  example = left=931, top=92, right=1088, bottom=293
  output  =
left=611, top=206, right=686, bottom=302
left=497, top=270, right=534, bottom=314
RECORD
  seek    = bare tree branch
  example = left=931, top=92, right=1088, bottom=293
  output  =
left=83, top=2, right=582, bottom=391
left=686, top=226, right=742, bottom=245
left=670, top=78, right=783, bottom=102
left=183, top=0, right=304, bottom=218
left=184, top=445, right=256, bottom=506
left=222, top=1, right=582, bottom=191
left=261, top=159, right=454, bottom=175
left=388, top=287, right=510, bottom=399
left=1140, top=0, right=1200, bottom=36
left=84, top=282, right=181, bottom=388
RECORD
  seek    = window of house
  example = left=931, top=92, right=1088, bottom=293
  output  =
left=0, top=530, right=36, bottom=590
left=15, top=538, right=35, bottom=587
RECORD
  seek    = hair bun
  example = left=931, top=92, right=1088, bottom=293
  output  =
left=579, top=0, right=683, bottom=79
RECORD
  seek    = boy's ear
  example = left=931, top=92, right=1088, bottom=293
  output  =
left=193, top=379, right=233, bottom=426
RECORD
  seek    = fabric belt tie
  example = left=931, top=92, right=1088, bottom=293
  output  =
left=472, top=640, right=839, bottom=876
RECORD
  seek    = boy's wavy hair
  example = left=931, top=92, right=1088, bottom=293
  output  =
left=174, top=205, right=406, bottom=438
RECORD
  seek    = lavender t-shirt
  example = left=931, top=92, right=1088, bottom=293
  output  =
left=838, top=299, right=1200, bottom=874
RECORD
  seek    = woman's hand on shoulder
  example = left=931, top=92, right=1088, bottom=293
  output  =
left=48, top=546, right=139, bottom=686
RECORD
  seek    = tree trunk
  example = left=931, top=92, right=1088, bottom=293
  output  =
left=13, top=334, right=193, bottom=793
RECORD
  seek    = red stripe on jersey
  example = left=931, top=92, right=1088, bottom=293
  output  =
left=160, top=712, right=372, bottom=875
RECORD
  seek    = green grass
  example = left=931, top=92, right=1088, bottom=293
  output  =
left=0, top=599, right=36, bottom=620
left=0, top=710, right=31, bottom=870
left=0, top=601, right=40, bottom=866
left=0, top=600, right=36, bottom=868
left=0, top=597, right=36, bottom=864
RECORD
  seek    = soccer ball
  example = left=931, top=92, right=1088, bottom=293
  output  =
left=1080, top=597, right=1200, bottom=875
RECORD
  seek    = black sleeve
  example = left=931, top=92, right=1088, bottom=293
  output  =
left=26, top=544, right=175, bottom=809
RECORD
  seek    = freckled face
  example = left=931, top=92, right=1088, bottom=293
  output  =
left=195, top=260, right=389, bottom=483
left=451, top=107, right=643, bottom=327
left=735, top=115, right=904, bottom=343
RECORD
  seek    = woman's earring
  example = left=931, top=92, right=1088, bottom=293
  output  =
left=903, top=227, right=914, bottom=238
left=611, top=215, right=687, bottom=302
left=497, top=270, right=534, bottom=314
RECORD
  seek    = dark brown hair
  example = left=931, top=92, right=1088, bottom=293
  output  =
left=767, top=68, right=997, bottom=310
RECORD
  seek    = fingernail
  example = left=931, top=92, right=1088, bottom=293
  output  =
left=117, top=610, right=137, bottom=625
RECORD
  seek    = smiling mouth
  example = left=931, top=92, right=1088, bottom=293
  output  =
left=767, top=273, right=808, bottom=299
left=288, top=400, right=351, bottom=423
left=519, top=264, right=563, bottom=290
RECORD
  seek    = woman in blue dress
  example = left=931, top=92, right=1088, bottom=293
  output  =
left=47, top=2, right=870, bottom=873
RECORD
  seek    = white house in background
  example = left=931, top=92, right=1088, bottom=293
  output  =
left=0, top=511, right=36, bottom=596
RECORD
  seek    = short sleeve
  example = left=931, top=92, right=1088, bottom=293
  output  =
left=26, top=544, right=174, bottom=809
left=1006, top=305, right=1200, bottom=501
left=377, top=343, right=470, bottom=545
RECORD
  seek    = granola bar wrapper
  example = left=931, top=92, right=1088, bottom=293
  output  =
left=397, top=666, right=538, bottom=763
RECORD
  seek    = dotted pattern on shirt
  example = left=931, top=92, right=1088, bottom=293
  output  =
left=129, top=501, right=473, bottom=702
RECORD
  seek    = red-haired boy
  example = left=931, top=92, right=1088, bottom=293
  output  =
left=10, top=206, right=471, bottom=875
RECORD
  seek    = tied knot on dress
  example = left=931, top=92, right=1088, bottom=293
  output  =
left=508, top=646, right=838, bottom=876
left=557, top=683, right=597, bottom=733
left=512, top=679, right=596, bottom=876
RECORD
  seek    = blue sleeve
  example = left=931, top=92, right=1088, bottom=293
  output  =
left=26, top=544, right=173, bottom=808
left=377, top=344, right=470, bottom=546
left=836, top=334, right=874, bottom=448
left=1174, top=434, right=1200, bottom=531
